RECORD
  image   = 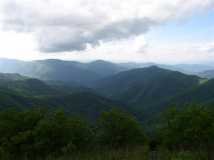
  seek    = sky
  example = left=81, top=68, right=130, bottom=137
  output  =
left=0, top=0, right=214, bottom=64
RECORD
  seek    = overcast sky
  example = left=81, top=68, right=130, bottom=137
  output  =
left=0, top=0, right=214, bottom=64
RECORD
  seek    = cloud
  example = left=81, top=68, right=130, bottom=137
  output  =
left=198, top=43, right=214, bottom=53
left=38, top=18, right=155, bottom=52
left=0, top=0, right=214, bottom=53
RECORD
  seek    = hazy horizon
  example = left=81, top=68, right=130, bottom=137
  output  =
left=1, top=57, right=214, bottom=66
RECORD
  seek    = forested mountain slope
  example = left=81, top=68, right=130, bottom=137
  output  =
left=94, top=66, right=200, bottom=109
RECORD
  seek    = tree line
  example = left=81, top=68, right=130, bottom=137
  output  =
left=0, top=105, right=214, bottom=160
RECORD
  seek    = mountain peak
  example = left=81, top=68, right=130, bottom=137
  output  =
left=90, top=60, right=114, bottom=65
left=146, top=65, right=160, bottom=70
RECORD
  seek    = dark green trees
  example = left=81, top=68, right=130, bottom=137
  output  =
left=0, top=109, right=45, bottom=159
left=159, top=105, right=214, bottom=158
left=0, top=108, right=147, bottom=159
left=33, top=110, right=94, bottom=156
left=97, top=109, right=146, bottom=147
left=0, top=109, right=94, bottom=159
left=1, top=104, right=214, bottom=159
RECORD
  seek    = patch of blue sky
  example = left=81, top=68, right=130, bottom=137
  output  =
left=146, top=10, right=214, bottom=43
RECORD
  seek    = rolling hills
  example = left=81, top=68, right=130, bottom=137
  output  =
left=94, top=66, right=200, bottom=109
left=1, top=63, right=214, bottom=123
left=1, top=58, right=212, bottom=87
left=0, top=73, right=58, bottom=96
left=166, top=79, right=214, bottom=107
left=0, top=88, right=123, bottom=121
left=0, top=73, right=125, bottom=121
left=93, top=66, right=203, bottom=121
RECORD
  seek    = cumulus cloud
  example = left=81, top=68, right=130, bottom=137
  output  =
left=0, top=0, right=214, bottom=53
left=38, top=18, right=154, bottom=52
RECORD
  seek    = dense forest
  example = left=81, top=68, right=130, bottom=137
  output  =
left=0, top=105, right=213, bottom=160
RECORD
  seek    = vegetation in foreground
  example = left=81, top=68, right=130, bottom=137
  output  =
left=0, top=105, right=213, bottom=160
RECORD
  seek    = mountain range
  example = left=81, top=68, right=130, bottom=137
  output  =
left=0, top=59, right=125, bottom=86
left=0, top=58, right=214, bottom=124
left=0, top=58, right=213, bottom=86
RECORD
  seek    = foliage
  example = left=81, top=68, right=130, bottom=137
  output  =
left=0, top=109, right=94, bottom=159
left=159, top=105, right=214, bottom=159
left=170, top=151, right=206, bottom=160
left=0, top=109, right=146, bottom=160
left=53, top=146, right=149, bottom=160
left=97, top=109, right=146, bottom=147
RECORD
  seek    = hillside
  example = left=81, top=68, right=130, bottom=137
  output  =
left=0, top=87, right=123, bottom=121
left=32, top=92, right=125, bottom=120
left=93, top=66, right=201, bottom=120
left=167, top=79, right=214, bottom=107
left=0, top=88, right=33, bottom=109
left=0, top=73, right=27, bottom=81
left=0, top=73, right=124, bottom=120
left=0, top=73, right=58, bottom=96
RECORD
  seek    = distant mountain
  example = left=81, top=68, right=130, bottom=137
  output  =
left=119, top=62, right=214, bottom=74
left=198, top=70, right=214, bottom=78
left=0, top=59, right=124, bottom=86
left=0, top=58, right=212, bottom=86
left=94, top=66, right=200, bottom=119
left=30, top=59, right=102, bottom=85
left=1, top=58, right=214, bottom=123
left=159, top=64, right=214, bottom=74
left=77, top=60, right=125, bottom=77
left=119, top=62, right=156, bottom=69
